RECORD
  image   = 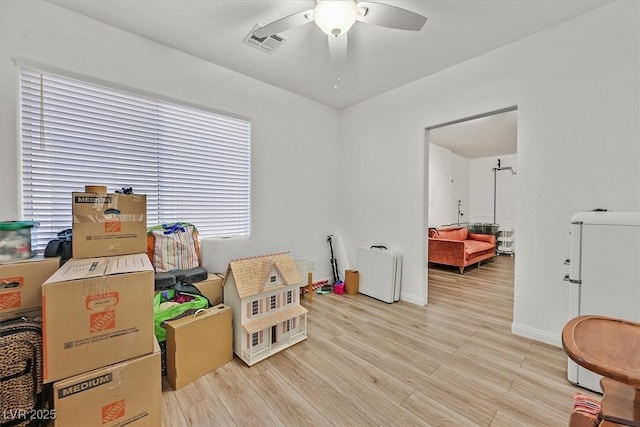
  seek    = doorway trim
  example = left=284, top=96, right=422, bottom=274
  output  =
left=423, top=105, right=518, bottom=306
left=426, top=106, right=517, bottom=131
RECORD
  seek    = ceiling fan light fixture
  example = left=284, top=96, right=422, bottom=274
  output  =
left=313, top=0, right=359, bottom=37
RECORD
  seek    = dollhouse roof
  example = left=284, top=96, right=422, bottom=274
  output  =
left=225, top=252, right=301, bottom=299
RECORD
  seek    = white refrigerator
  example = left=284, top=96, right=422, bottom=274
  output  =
left=564, top=211, right=640, bottom=393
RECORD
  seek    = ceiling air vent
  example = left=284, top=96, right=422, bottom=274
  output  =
left=243, top=23, right=286, bottom=54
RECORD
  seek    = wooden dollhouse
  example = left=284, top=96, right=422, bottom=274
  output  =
left=222, top=252, right=308, bottom=366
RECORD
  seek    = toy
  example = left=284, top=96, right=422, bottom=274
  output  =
left=222, top=252, right=308, bottom=366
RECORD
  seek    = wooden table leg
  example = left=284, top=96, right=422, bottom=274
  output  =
left=307, top=271, right=313, bottom=303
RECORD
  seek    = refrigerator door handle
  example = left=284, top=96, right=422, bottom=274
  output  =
left=563, top=274, right=581, bottom=284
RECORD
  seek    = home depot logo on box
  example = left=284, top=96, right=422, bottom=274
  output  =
left=102, top=399, right=126, bottom=423
left=90, top=311, right=116, bottom=332
left=0, top=277, right=23, bottom=310
left=86, top=292, right=119, bottom=332
left=0, top=292, right=21, bottom=310
left=104, top=220, right=121, bottom=233
left=103, top=208, right=122, bottom=233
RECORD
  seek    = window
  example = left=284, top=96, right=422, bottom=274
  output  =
left=270, top=295, right=276, bottom=310
left=251, top=300, right=259, bottom=316
left=286, top=290, right=292, bottom=304
left=20, top=68, right=251, bottom=251
left=285, top=319, right=291, bottom=332
left=251, top=332, right=259, bottom=347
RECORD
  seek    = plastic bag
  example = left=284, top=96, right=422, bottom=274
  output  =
left=153, top=289, right=208, bottom=342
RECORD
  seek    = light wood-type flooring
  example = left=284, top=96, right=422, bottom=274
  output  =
left=161, top=255, right=598, bottom=426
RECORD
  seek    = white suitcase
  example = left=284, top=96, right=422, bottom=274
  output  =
left=357, top=247, right=402, bottom=303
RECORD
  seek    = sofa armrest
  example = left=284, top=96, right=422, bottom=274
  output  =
left=428, top=238, right=465, bottom=266
left=468, top=232, right=496, bottom=245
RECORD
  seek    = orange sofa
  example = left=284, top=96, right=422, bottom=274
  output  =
left=428, top=227, right=496, bottom=274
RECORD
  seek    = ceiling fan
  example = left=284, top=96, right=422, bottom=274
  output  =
left=251, top=0, right=427, bottom=60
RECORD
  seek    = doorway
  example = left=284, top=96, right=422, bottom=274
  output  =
left=424, top=107, right=518, bottom=321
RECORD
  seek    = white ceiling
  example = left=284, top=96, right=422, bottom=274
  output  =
left=45, top=0, right=610, bottom=158
left=429, top=109, right=518, bottom=159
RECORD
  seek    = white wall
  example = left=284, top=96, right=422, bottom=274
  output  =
left=339, top=1, right=639, bottom=342
left=451, top=153, right=471, bottom=225
left=428, top=148, right=514, bottom=230
left=469, top=154, right=517, bottom=228
left=427, top=143, right=453, bottom=228
left=427, top=145, right=471, bottom=228
left=0, top=0, right=341, bottom=280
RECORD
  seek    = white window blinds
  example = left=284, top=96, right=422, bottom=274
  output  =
left=20, top=68, right=251, bottom=251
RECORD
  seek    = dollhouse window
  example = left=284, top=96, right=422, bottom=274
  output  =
left=251, top=300, right=259, bottom=315
left=270, top=295, right=276, bottom=310
left=285, top=319, right=291, bottom=332
left=286, top=290, right=293, bottom=304
left=251, top=332, right=259, bottom=347
left=270, top=275, right=277, bottom=283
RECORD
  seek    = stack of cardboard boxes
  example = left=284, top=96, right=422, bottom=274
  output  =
left=1, top=188, right=236, bottom=425
left=42, top=191, right=162, bottom=426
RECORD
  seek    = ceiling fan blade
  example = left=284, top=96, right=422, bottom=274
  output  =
left=252, top=9, right=314, bottom=38
left=328, top=33, right=348, bottom=62
left=356, top=1, right=427, bottom=31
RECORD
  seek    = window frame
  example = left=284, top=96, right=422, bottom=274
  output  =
left=18, top=63, right=252, bottom=251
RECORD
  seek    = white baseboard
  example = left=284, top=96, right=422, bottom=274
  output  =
left=311, top=276, right=425, bottom=306
left=511, top=322, right=562, bottom=348
left=400, top=292, right=426, bottom=306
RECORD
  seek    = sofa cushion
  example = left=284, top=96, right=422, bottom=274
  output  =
left=464, top=240, right=495, bottom=261
left=432, top=228, right=468, bottom=241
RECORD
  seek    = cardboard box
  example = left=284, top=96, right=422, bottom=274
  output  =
left=42, top=254, right=154, bottom=383
left=166, top=304, right=232, bottom=390
left=72, top=192, right=147, bottom=258
left=193, top=273, right=223, bottom=306
left=0, top=257, right=60, bottom=321
left=53, top=340, right=161, bottom=427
